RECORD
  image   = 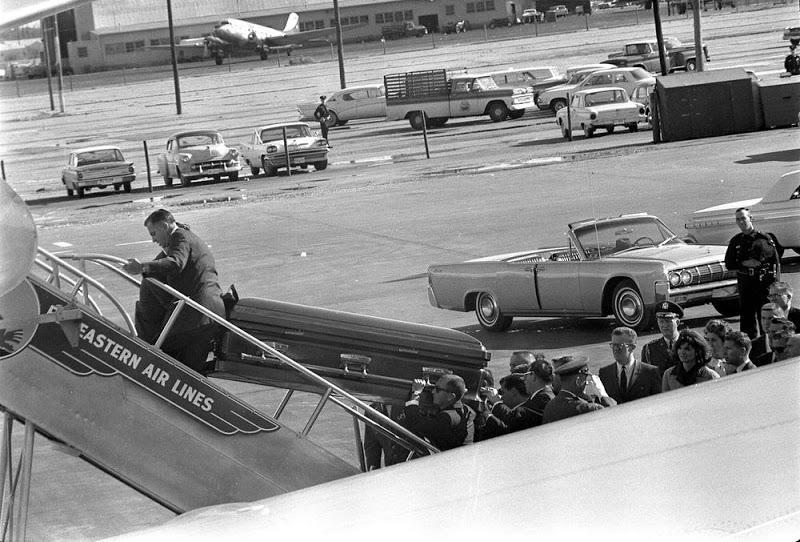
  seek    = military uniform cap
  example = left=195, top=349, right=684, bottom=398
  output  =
left=655, top=301, right=684, bottom=319
left=552, top=354, right=590, bottom=375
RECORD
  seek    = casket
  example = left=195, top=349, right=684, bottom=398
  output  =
left=216, top=297, right=490, bottom=403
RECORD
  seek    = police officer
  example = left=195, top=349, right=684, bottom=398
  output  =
left=641, top=301, right=683, bottom=377
left=541, top=354, right=616, bottom=424
left=724, top=207, right=780, bottom=339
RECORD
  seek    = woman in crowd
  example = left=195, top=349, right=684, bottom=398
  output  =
left=662, top=330, right=720, bottom=391
left=704, top=319, right=731, bottom=376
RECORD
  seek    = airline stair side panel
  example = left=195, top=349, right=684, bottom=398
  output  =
left=0, top=277, right=359, bottom=513
left=216, top=297, right=491, bottom=403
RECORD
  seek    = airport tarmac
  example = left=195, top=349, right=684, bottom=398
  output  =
left=1, top=4, right=798, bottom=540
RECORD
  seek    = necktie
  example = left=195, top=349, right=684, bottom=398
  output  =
left=620, top=366, right=628, bottom=397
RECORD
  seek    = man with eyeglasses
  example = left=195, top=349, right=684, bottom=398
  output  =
left=599, top=327, right=661, bottom=404
left=754, top=317, right=796, bottom=366
left=767, top=282, right=800, bottom=329
left=403, top=374, right=475, bottom=452
left=641, top=301, right=683, bottom=377
left=542, top=354, right=616, bottom=424
left=724, top=207, right=780, bottom=339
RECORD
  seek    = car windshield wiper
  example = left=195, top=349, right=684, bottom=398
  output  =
left=658, top=235, right=677, bottom=247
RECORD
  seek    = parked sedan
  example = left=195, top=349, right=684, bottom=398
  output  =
left=427, top=214, right=738, bottom=331
left=61, top=146, right=136, bottom=198
left=157, top=130, right=240, bottom=187
left=555, top=87, right=646, bottom=138
left=61, top=146, right=135, bottom=198
left=684, top=170, right=800, bottom=254
left=297, top=85, right=386, bottom=127
left=239, top=123, right=328, bottom=177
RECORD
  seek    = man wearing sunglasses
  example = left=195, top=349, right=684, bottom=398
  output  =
left=403, top=374, right=475, bottom=452
left=599, top=327, right=661, bottom=404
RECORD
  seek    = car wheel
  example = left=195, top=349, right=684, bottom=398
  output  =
left=627, top=122, right=639, bottom=132
left=611, top=280, right=652, bottom=330
left=508, top=109, right=525, bottom=119
left=314, top=160, right=328, bottom=171
left=327, top=111, right=339, bottom=127
left=123, top=182, right=132, bottom=193
left=475, top=292, right=513, bottom=332
left=711, top=298, right=739, bottom=317
left=488, top=102, right=509, bottom=122
left=228, top=172, right=239, bottom=182
left=606, top=125, right=615, bottom=134
left=409, top=111, right=426, bottom=130
left=250, top=164, right=260, bottom=176
left=76, top=187, right=85, bottom=198
left=551, top=98, right=567, bottom=112
left=262, top=158, right=278, bottom=177
left=178, top=169, right=191, bottom=187
left=584, top=125, right=595, bottom=138
left=685, top=59, right=697, bottom=71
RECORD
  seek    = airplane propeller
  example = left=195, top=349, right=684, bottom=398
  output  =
left=0, top=179, right=37, bottom=297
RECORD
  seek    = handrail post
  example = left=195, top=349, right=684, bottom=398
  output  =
left=302, top=388, right=332, bottom=436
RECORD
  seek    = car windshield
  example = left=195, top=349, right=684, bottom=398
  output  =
left=573, top=216, right=680, bottom=260
left=76, top=149, right=123, bottom=165
left=261, top=125, right=311, bottom=141
left=583, top=89, right=626, bottom=106
left=178, top=133, right=221, bottom=147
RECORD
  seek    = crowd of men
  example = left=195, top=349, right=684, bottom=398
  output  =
left=371, top=291, right=799, bottom=467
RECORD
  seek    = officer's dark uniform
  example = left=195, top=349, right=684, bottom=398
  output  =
left=725, top=229, right=779, bottom=338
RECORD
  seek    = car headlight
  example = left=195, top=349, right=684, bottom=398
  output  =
left=680, top=270, right=692, bottom=285
left=266, top=145, right=278, bottom=153
left=668, top=272, right=681, bottom=287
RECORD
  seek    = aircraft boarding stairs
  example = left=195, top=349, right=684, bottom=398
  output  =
left=0, top=249, right=490, bottom=540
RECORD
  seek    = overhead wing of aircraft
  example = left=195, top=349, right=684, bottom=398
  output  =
left=1, top=0, right=93, bottom=32
left=105, top=357, right=800, bottom=540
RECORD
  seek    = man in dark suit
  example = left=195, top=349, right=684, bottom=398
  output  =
left=750, top=303, right=783, bottom=360
left=123, top=209, right=226, bottom=372
left=641, top=301, right=683, bottom=377
left=600, top=327, right=661, bottom=404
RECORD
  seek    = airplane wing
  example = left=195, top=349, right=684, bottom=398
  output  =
left=1, top=0, right=94, bottom=31
left=104, top=358, right=800, bottom=540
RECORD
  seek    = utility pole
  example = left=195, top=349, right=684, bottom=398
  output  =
left=166, top=0, right=182, bottom=115
left=333, top=0, right=346, bottom=88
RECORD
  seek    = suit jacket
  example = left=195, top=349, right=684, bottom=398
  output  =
left=750, top=335, right=768, bottom=361
left=641, top=337, right=676, bottom=377
left=599, top=360, right=661, bottom=403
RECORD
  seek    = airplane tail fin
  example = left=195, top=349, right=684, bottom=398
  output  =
left=283, top=12, right=299, bottom=34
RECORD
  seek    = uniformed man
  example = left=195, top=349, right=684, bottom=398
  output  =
left=541, top=354, right=616, bottom=424
left=641, top=301, right=683, bottom=377
left=724, top=207, right=780, bottom=339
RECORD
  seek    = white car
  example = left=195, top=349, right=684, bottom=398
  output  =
left=297, top=85, right=386, bottom=126
left=684, top=170, right=800, bottom=253
left=538, top=66, right=652, bottom=112
left=555, top=87, right=646, bottom=138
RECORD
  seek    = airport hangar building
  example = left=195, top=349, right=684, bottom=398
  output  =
left=55, top=0, right=534, bottom=73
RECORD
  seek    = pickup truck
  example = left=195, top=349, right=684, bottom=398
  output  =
left=605, top=38, right=710, bottom=72
left=382, top=21, right=428, bottom=39
left=384, top=69, right=535, bottom=129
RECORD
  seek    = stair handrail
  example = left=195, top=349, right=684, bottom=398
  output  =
left=33, top=250, right=439, bottom=459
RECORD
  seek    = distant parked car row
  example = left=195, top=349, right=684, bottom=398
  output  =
left=61, top=123, right=330, bottom=198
